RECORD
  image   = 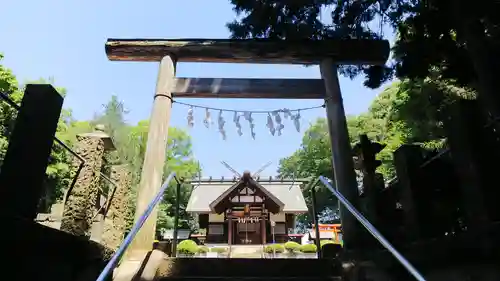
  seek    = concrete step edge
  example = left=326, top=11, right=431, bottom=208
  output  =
left=158, top=277, right=342, bottom=280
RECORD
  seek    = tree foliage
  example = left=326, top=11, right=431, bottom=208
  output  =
left=227, top=0, right=499, bottom=91
left=278, top=78, right=476, bottom=227
left=0, top=54, right=200, bottom=232
left=89, top=97, right=200, bottom=233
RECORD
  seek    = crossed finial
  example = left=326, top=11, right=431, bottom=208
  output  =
left=220, top=161, right=272, bottom=179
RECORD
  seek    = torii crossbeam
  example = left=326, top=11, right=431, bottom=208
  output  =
left=104, top=38, right=390, bottom=256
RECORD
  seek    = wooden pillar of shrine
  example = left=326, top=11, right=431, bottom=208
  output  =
left=228, top=216, right=233, bottom=246
left=320, top=60, right=360, bottom=250
left=261, top=217, right=266, bottom=244
left=128, top=55, right=176, bottom=255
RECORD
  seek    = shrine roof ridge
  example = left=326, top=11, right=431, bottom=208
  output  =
left=184, top=177, right=310, bottom=184
left=105, top=38, right=390, bottom=65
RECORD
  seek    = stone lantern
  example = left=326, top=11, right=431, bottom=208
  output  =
left=77, top=124, right=116, bottom=151
left=60, top=125, right=116, bottom=237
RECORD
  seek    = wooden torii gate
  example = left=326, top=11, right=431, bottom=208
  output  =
left=105, top=38, right=390, bottom=255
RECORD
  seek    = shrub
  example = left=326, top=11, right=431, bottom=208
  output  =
left=210, top=247, right=228, bottom=253
left=198, top=246, right=209, bottom=254
left=264, top=244, right=285, bottom=254
left=177, top=240, right=198, bottom=255
left=299, top=243, right=317, bottom=253
left=320, top=240, right=336, bottom=247
left=284, top=241, right=301, bottom=253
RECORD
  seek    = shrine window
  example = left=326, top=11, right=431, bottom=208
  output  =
left=273, top=223, right=286, bottom=234
left=208, top=224, right=224, bottom=235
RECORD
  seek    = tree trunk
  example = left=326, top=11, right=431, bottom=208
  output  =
left=454, top=5, right=500, bottom=120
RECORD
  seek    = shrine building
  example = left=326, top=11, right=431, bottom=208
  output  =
left=186, top=172, right=308, bottom=245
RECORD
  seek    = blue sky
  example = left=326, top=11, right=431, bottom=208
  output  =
left=1, top=0, right=393, bottom=178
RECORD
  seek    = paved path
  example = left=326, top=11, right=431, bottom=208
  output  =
left=229, top=245, right=264, bottom=258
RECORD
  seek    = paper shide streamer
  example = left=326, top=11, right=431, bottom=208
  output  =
left=218, top=110, right=226, bottom=140
left=272, top=110, right=284, bottom=136
left=180, top=102, right=321, bottom=140
left=187, top=106, right=194, bottom=128
left=203, top=108, right=212, bottom=128
left=233, top=112, right=243, bottom=136
left=243, top=112, right=256, bottom=140
left=291, top=110, right=301, bottom=132
left=266, top=113, right=276, bottom=136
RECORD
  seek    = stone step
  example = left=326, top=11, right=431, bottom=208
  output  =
left=157, top=258, right=343, bottom=278
left=1, top=215, right=112, bottom=281
left=159, top=277, right=342, bottom=281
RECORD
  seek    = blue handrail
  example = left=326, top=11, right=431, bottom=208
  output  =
left=318, top=176, right=426, bottom=281
left=95, top=172, right=176, bottom=281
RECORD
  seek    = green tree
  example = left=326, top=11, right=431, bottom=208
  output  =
left=0, top=54, right=23, bottom=163
left=227, top=1, right=498, bottom=86
left=124, top=121, right=201, bottom=232
left=226, top=0, right=500, bottom=123
left=0, top=53, right=202, bottom=233
left=91, top=97, right=201, bottom=232
left=279, top=78, right=475, bottom=227
left=92, top=95, right=130, bottom=164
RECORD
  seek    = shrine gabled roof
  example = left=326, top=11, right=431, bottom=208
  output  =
left=209, top=178, right=284, bottom=214
left=186, top=180, right=308, bottom=213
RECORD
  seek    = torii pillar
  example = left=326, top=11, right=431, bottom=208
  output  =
left=319, top=60, right=361, bottom=249
left=105, top=38, right=389, bottom=253
left=128, top=56, right=176, bottom=256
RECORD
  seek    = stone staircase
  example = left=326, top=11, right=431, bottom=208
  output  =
left=155, top=257, right=343, bottom=281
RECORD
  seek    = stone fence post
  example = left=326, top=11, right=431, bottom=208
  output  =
left=101, top=164, right=132, bottom=250
left=60, top=125, right=115, bottom=237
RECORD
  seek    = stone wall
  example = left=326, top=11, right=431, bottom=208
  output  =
left=60, top=136, right=105, bottom=236
left=102, top=164, right=132, bottom=249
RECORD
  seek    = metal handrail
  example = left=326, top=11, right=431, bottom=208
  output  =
left=95, top=172, right=176, bottom=281
left=317, top=176, right=426, bottom=281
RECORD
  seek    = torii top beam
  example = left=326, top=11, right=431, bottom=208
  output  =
left=105, top=38, right=390, bottom=65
